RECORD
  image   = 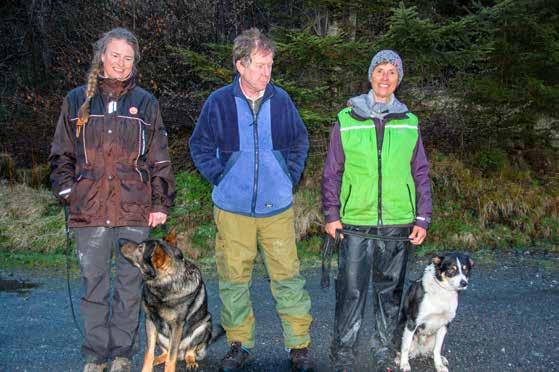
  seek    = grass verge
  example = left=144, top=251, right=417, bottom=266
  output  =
left=1, top=149, right=558, bottom=271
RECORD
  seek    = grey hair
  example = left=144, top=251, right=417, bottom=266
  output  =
left=77, top=28, right=140, bottom=133
left=232, top=28, right=275, bottom=70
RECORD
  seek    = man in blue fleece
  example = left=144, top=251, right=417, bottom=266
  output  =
left=189, top=28, right=313, bottom=372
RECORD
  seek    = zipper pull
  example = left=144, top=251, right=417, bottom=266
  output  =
left=108, top=101, right=117, bottom=114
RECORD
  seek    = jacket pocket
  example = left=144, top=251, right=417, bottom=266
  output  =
left=216, top=151, right=240, bottom=186
left=116, top=115, right=152, bottom=160
left=254, top=151, right=293, bottom=214
left=69, top=168, right=101, bottom=216
left=212, top=151, right=254, bottom=214
left=406, top=184, right=416, bottom=217
left=116, top=164, right=150, bottom=212
left=342, top=184, right=353, bottom=216
left=272, top=150, right=293, bottom=183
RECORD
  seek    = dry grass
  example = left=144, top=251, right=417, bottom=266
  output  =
left=429, top=151, right=559, bottom=249
left=0, top=183, right=65, bottom=253
left=293, top=164, right=326, bottom=241
left=1, top=152, right=557, bottom=258
left=0, top=153, right=50, bottom=188
left=293, top=188, right=323, bottom=240
left=0, top=153, right=16, bottom=183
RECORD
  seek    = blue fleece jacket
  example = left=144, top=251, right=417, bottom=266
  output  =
left=189, top=76, right=309, bottom=217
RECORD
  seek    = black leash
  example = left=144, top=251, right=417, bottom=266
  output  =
left=320, top=232, right=340, bottom=289
left=320, top=228, right=411, bottom=289
left=64, top=205, right=84, bottom=337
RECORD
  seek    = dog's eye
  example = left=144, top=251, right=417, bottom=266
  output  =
left=447, top=267, right=456, bottom=275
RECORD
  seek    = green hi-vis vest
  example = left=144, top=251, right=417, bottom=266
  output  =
left=338, top=107, right=419, bottom=226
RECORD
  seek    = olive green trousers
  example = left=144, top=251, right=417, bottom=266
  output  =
left=214, top=207, right=312, bottom=349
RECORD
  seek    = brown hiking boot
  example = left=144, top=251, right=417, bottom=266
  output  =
left=289, top=347, right=314, bottom=371
left=221, top=341, right=250, bottom=371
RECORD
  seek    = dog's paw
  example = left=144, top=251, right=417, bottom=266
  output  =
left=185, top=349, right=199, bottom=370
left=186, top=361, right=199, bottom=370
left=441, top=356, right=449, bottom=366
left=435, top=364, right=449, bottom=372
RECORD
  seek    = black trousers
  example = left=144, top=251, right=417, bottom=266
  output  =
left=330, top=225, right=410, bottom=369
left=74, top=226, right=149, bottom=363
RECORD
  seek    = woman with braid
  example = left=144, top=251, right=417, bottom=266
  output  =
left=49, top=28, right=175, bottom=372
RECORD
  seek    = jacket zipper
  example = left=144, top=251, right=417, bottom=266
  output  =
left=342, top=184, right=352, bottom=216
left=245, top=96, right=267, bottom=215
left=376, top=118, right=384, bottom=226
left=251, top=108, right=259, bottom=215
left=240, top=86, right=273, bottom=215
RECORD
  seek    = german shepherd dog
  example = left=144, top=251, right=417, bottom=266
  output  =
left=120, top=229, right=219, bottom=372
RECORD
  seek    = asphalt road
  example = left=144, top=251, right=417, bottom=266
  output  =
left=1, top=251, right=558, bottom=372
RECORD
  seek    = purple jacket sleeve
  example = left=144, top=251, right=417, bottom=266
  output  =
left=411, top=134, right=432, bottom=229
left=322, top=122, right=344, bottom=223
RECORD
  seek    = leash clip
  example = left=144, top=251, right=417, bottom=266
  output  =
left=320, top=229, right=342, bottom=289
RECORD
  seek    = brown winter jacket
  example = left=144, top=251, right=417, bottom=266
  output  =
left=49, top=74, right=175, bottom=228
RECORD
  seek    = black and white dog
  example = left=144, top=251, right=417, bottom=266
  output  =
left=396, top=253, right=474, bottom=372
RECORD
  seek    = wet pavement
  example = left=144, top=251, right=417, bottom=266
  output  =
left=1, top=251, right=558, bottom=371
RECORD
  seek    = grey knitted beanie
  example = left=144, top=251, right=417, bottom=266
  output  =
left=368, top=50, right=404, bottom=84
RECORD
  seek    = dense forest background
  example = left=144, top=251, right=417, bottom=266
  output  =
left=1, top=0, right=558, bottom=256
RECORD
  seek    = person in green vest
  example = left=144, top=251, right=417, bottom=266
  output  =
left=322, top=49, right=433, bottom=372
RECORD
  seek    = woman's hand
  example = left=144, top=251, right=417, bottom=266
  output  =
left=148, top=212, right=167, bottom=227
left=409, top=225, right=427, bottom=245
left=325, top=220, right=344, bottom=240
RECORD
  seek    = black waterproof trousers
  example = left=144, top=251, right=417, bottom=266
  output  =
left=74, top=226, right=149, bottom=363
left=330, top=225, right=410, bottom=369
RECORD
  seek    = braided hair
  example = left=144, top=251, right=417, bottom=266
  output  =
left=76, top=27, right=141, bottom=136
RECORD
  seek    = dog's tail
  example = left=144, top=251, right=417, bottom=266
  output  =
left=210, top=323, right=226, bottom=344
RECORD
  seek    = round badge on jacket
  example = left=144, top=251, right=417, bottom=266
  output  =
left=129, top=106, right=138, bottom=115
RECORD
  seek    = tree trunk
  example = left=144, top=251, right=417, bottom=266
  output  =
left=27, top=0, right=53, bottom=86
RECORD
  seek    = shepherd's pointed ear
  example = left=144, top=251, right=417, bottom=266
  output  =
left=432, top=255, right=444, bottom=265
left=164, top=227, right=177, bottom=247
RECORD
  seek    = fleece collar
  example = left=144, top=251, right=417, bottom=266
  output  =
left=348, top=89, right=408, bottom=120
left=232, top=74, right=275, bottom=102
